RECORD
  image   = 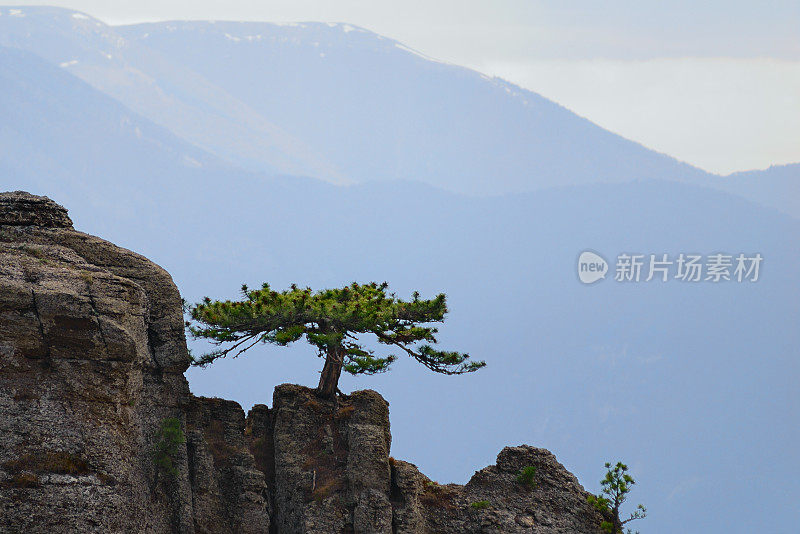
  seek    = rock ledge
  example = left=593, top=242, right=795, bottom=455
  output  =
left=0, top=191, right=73, bottom=228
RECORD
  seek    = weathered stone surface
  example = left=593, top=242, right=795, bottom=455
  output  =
left=0, top=191, right=72, bottom=228
left=391, top=446, right=604, bottom=533
left=267, top=384, right=394, bottom=534
left=0, top=192, right=607, bottom=534
left=0, top=191, right=194, bottom=533
left=245, top=403, right=274, bottom=492
left=346, top=390, right=393, bottom=534
left=186, top=396, right=270, bottom=534
left=389, top=459, right=429, bottom=533
left=262, top=385, right=604, bottom=534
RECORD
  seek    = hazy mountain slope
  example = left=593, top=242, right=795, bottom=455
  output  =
left=120, top=19, right=798, bottom=217
left=0, top=6, right=342, bottom=182
left=717, top=163, right=800, bottom=218
left=116, top=20, right=713, bottom=195
left=0, top=44, right=234, bottom=213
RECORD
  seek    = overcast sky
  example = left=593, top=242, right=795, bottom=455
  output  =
left=9, top=1, right=800, bottom=173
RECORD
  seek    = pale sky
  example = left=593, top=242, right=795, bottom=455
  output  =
left=8, top=1, right=800, bottom=174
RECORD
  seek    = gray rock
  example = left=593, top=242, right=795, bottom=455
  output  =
left=186, top=396, right=270, bottom=533
left=0, top=191, right=195, bottom=533
left=390, top=447, right=605, bottom=533
left=0, top=191, right=72, bottom=228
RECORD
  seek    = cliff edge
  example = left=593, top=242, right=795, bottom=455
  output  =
left=0, top=192, right=603, bottom=533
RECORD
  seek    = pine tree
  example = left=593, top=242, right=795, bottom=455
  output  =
left=587, top=461, right=647, bottom=534
left=187, top=282, right=485, bottom=398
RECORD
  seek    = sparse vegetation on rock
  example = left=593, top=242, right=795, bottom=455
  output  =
left=2, top=450, right=89, bottom=476
left=516, top=465, right=537, bottom=489
left=153, top=417, right=185, bottom=479
left=469, top=500, right=490, bottom=510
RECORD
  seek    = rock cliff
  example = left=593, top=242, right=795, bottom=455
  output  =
left=0, top=192, right=604, bottom=533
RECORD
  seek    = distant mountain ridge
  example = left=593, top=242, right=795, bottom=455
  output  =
left=1, top=4, right=796, bottom=216
left=115, top=18, right=712, bottom=194
left=0, top=6, right=705, bottom=192
left=721, top=163, right=800, bottom=218
left=0, top=6, right=344, bottom=182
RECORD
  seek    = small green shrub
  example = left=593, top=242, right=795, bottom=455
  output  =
left=516, top=465, right=537, bottom=489
left=470, top=500, right=490, bottom=510
left=153, top=417, right=185, bottom=479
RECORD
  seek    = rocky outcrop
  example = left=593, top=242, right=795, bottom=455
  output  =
left=0, top=192, right=604, bottom=533
left=252, top=385, right=604, bottom=534
left=185, top=396, right=270, bottom=533
left=391, top=447, right=606, bottom=533
left=0, top=192, right=198, bottom=533
left=0, top=191, right=73, bottom=228
left=262, top=384, right=393, bottom=534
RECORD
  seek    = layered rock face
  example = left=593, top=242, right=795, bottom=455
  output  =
left=0, top=192, right=604, bottom=533
left=262, top=385, right=393, bottom=533
left=0, top=192, right=196, bottom=532
left=185, top=396, right=270, bottom=533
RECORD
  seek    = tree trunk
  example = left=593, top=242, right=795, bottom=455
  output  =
left=612, top=504, right=622, bottom=534
left=316, top=347, right=343, bottom=398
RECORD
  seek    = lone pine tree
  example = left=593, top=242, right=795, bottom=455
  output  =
left=187, top=282, right=485, bottom=397
left=588, top=461, right=647, bottom=534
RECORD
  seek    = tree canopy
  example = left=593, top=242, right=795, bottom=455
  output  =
left=187, top=282, right=485, bottom=397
